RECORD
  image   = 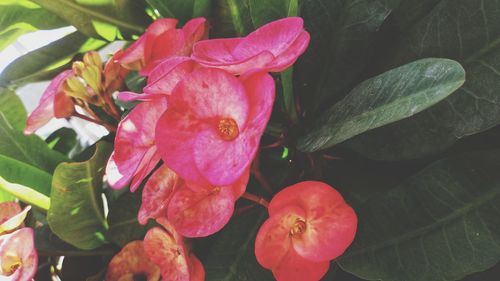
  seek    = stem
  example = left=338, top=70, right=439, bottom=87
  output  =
left=241, top=192, right=269, bottom=208
left=281, top=67, right=298, bottom=124
left=251, top=152, right=274, bottom=194
left=73, top=112, right=116, bottom=133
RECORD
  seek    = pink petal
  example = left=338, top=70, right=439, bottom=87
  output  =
left=269, top=181, right=358, bottom=262
left=105, top=240, right=160, bottom=281
left=180, top=18, right=208, bottom=55
left=144, top=57, right=198, bottom=97
left=167, top=182, right=237, bottom=238
left=106, top=98, right=167, bottom=189
left=24, top=70, right=74, bottom=135
left=188, top=254, right=205, bottom=281
left=118, top=35, right=147, bottom=70
left=0, top=228, right=38, bottom=281
left=0, top=202, right=21, bottom=224
left=272, top=247, right=330, bottom=281
left=266, top=30, right=311, bottom=72
left=156, top=68, right=249, bottom=184
left=117, top=91, right=157, bottom=102
left=0, top=205, right=30, bottom=235
left=255, top=205, right=306, bottom=269
left=141, top=29, right=185, bottom=76
left=138, top=165, right=179, bottom=225
left=144, top=226, right=190, bottom=281
left=129, top=147, right=162, bottom=192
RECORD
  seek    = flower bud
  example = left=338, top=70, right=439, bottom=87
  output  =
left=72, top=61, right=85, bottom=77
left=63, top=77, right=91, bottom=101
left=81, top=65, right=102, bottom=95
left=83, top=51, right=103, bottom=69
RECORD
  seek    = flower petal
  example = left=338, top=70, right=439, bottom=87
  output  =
left=144, top=57, right=198, bottom=97
left=269, top=181, right=357, bottom=262
left=0, top=228, right=37, bottom=281
left=0, top=205, right=30, bottom=235
left=272, top=247, right=330, bottom=281
left=255, top=205, right=306, bottom=270
left=266, top=30, right=310, bottom=72
left=138, top=165, right=179, bottom=225
left=105, top=240, right=160, bottom=281
left=106, top=98, right=167, bottom=189
left=24, top=70, right=74, bottom=134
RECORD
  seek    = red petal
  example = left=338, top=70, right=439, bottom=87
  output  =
left=266, top=30, right=311, bottom=72
left=141, top=29, right=185, bottom=75
left=188, top=254, right=205, bottom=281
left=272, top=247, right=330, bottom=281
left=138, top=165, right=179, bottom=225
left=0, top=202, right=21, bottom=224
left=180, top=18, right=208, bottom=55
left=0, top=228, right=38, bottom=281
left=129, top=147, right=162, bottom=192
left=106, top=98, right=167, bottom=189
left=24, top=70, right=74, bottom=134
left=105, top=240, right=160, bottom=281
left=269, top=181, right=357, bottom=262
left=255, top=205, right=306, bottom=270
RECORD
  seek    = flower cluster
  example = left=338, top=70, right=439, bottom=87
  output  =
left=0, top=202, right=37, bottom=281
left=24, top=15, right=357, bottom=281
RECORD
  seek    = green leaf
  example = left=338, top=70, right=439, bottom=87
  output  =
left=0, top=89, right=27, bottom=131
left=30, top=0, right=150, bottom=40
left=107, top=192, right=151, bottom=247
left=346, top=0, right=500, bottom=160
left=0, top=0, right=67, bottom=51
left=297, top=58, right=465, bottom=152
left=0, top=31, right=105, bottom=88
left=248, top=0, right=297, bottom=28
left=47, top=142, right=111, bottom=250
left=46, top=127, right=80, bottom=157
left=338, top=150, right=500, bottom=281
left=0, top=114, right=68, bottom=173
left=0, top=155, right=52, bottom=196
left=146, top=0, right=211, bottom=24
left=0, top=176, right=50, bottom=210
left=211, top=0, right=253, bottom=37
left=203, top=208, right=274, bottom=281
left=295, top=0, right=394, bottom=116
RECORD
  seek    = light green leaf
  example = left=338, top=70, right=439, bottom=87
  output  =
left=338, top=150, right=500, bottom=281
left=31, top=0, right=150, bottom=40
left=0, top=0, right=67, bottom=51
left=346, top=0, right=500, bottom=160
left=297, top=58, right=465, bottom=152
left=0, top=31, right=105, bottom=88
left=48, top=142, right=112, bottom=250
left=0, top=155, right=52, bottom=196
left=0, top=176, right=50, bottom=210
left=0, top=89, right=27, bottom=131
left=0, top=114, right=68, bottom=173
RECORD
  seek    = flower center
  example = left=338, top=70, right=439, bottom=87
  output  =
left=217, top=118, right=239, bottom=141
left=289, top=219, right=307, bottom=237
left=2, top=254, right=21, bottom=275
left=210, top=186, right=221, bottom=195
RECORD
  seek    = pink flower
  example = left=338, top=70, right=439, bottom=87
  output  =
left=0, top=202, right=31, bottom=235
left=155, top=67, right=275, bottom=186
left=255, top=181, right=357, bottom=281
left=138, top=165, right=249, bottom=237
left=191, top=17, right=310, bottom=75
left=118, top=18, right=207, bottom=76
left=144, top=218, right=204, bottom=281
left=105, top=240, right=160, bottom=281
left=106, top=97, right=167, bottom=191
left=0, top=228, right=37, bottom=281
left=24, top=70, right=74, bottom=135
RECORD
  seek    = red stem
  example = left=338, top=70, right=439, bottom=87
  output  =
left=251, top=152, right=274, bottom=194
left=241, top=192, right=269, bottom=208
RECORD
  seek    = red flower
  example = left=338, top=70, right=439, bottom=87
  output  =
left=191, top=17, right=310, bottom=75
left=155, top=68, right=275, bottom=186
left=0, top=202, right=30, bottom=235
left=0, top=228, right=37, bottom=281
left=106, top=98, right=167, bottom=191
left=24, top=70, right=74, bottom=135
left=118, top=18, right=207, bottom=76
left=144, top=218, right=204, bottom=281
left=255, top=181, right=357, bottom=281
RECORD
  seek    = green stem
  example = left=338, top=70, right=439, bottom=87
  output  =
left=281, top=67, right=298, bottom=124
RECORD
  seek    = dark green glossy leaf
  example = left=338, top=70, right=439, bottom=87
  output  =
left=346, top=0, right=500, bottom=160
left=211, top=0, right=253, bottom=37
left=0, top=0, right=67, bottom=51
left=107, top=192, right=151, bottom=247
left=31, top=0, right=150, bottom=40
left=0, top=114, right=68, bottom=173
left=46, top=127, right=80, bottom=157
left=298, top=58, right=465, bottom=152
left=0, top=32, right=105, bottom=88
left=48, top=142, right=112, bottom=250
left=0, top=155, right=52, bottom=196
left=146, top=0, right=211, bottom=24
left=0, top=89, right=26, bottom=131
left=295, top=0, right=395, bottom=116
left=338, top=150, right=500, bottom=281
left=203, top=208, right=274, bottom=281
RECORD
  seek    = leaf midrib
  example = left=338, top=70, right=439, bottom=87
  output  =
left=340, top=185, right=500, bottom=259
